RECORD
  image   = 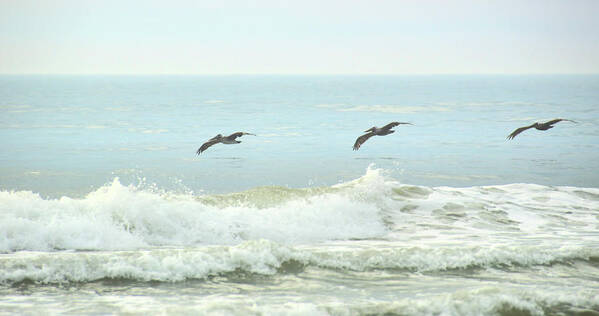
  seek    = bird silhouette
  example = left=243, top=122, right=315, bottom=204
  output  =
left=196, top=132, right=255, bottom=154
left=507, top=119, right=576, bottom=140
left=353, top=122, right=411, bottom=150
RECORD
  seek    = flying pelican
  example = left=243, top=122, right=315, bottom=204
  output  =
left=507, top=119, right=576, bottom=140
left=196, top=132, right=255, bottom=154
left=353, top=122, right=412, bottom=150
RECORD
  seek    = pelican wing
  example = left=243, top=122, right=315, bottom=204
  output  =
left=381, top=121, right=411, bottom=131
left=507, top=123, right=535, bottom=140
left=544, top=118, right=564, bottom=126
left=228, top=132, right=255, bottom=140
left=544, top=118, right=576, bottom=126
left=381, top=122, right=400, bottom=131
left=196, top=139, right=221, bottom=154
left=353, top=132, right=376, bottom=150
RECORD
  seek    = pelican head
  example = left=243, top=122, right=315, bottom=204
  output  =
left=364, top=127, right=376, bottom=133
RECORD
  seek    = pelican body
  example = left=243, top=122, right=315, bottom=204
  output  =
left=196, top=132, right=255, bottom=154
left=353, top=122, right=411, bottom=150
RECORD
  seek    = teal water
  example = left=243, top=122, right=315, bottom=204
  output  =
left=2, top=75, right=598, bottom=196
left=1, top=75, right=598, bottom=315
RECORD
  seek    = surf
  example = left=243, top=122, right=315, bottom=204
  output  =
left=1, top=166, right=598, bottom=254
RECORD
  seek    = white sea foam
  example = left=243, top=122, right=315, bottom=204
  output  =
left=1, top=166, right=598, bottom=256
left=1, top=239, right=598, bottom=285
left=317, top=288, right=599, bottom=316
left=181, top=289, right=599, bottom=316
left=3, top=277, right=596, bottom=316
left=0, top=169, right=389, bottom=252
left=83, top=289, right=596, bottom=316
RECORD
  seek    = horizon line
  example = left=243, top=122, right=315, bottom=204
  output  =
left=1, top=72, right=598, bottom=76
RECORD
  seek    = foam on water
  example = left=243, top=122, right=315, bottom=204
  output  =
left=2, top=282, right=597, bottom=316
left=1, top=239, right=598, bottom=285
left=174, top=289, right=599, bottom=316
left=0, top=167, right=392, bottom=252
left=1, top=166, right=598, bottom=254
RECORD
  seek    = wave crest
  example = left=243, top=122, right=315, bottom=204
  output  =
left=1, top=240, right=598, bottom=285
left=0, top=168, right=392, bottom=253
left=1, top=166, right=598, bottom=254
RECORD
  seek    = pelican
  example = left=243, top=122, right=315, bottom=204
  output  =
left=196, top=132, right=255, bottom=154
left=507, top=119, right=577, bottom=140
left=353, top=122, right=412, bottom=150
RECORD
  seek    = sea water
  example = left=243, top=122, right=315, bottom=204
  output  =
left=0, top=75, right=598, bottom=315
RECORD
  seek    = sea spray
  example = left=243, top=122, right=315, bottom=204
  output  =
left=1, top=168, right=397, bottom=252
left=2, top=167, right=599, bottom=253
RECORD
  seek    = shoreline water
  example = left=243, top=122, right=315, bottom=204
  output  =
left=1, top=75, right=598, bottom=315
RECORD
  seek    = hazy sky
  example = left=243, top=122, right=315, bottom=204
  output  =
left=1, top=0, right=598, bottom=74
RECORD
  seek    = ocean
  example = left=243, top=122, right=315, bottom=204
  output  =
left=1, top=75, right=598, bottom=315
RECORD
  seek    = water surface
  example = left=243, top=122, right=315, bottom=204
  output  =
left=1, top=75, right=598, bottom=315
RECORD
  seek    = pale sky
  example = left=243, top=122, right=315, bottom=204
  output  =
left=1, top=0, right=598, bottom=74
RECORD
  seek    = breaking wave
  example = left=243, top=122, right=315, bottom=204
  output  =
left=1, top=166, right=598, bottom=254
left=0, top=168, right=391, bottom=252
left=1, top=239, right=598, bottom=285
left=1, top=165, right=598, bottom=286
